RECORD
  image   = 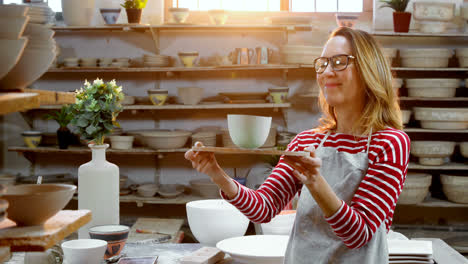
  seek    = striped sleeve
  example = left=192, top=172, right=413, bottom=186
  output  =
left=220, top=130, right=319, bottom=223
left=325, top=128, right=410, bottom=249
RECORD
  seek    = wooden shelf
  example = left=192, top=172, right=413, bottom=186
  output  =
left=0, top=93, right=40, bottom=115
left=37, top=103, right=291, bottom=111
left=52, top=24, right=315, bottom=32
left=372, top=30, right=468, bottom=37
left=409, top=162, right=468, bottom=171
left=46, top=65, right=299, bottom=73
left=400, top=97, right=468, bottom=102
left=398, top=197, right=468, bottom=208
left=8, top=146, right=189, bottom=155
left=392, top=67, right=468, bottom=72
left=404, top=128, right=468, bottom=133
left=0, top=210, right=91, bottom=252
left=72, top=194, right=208, bottom=206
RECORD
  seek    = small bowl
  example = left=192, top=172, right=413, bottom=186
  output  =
left=169, top=7, right=189, bottom=23
left=88, top=225, right=130, bottom=259
left=158, top=184, right=185, bottom=198
left=147, top=89, right=168, bottom=106
left=268, top=87, right=289, bottom=104
left=227, top=114, right=272, bottom=149
left=178, top=51, right=199, bottom=67
left=61, top=239, right=107, bottom=264
left=109, top=135, right=134, bottom=150
left=21, top=131, right=42, bottom=148
left=335, top=13, right=359, bottom=28
left=100, top=8, right=121, bottom=25
left=178, top=87, right=204, bottom=105
left=208, top=9, right=228, bottom=25
left=440, top=174, right=468, bottom=204
left=137, top=184, right=159, bottom=197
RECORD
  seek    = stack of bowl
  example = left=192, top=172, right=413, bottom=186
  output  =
left=405, top=79, right=460, bottom=98
left=440, top=174, right=468, bottom=204
left=0, top=4, right=57, bottom=90
left=399, top=48, right=452, bottom=68
left=411, top=141, right=456, bottom=166
left=192, top=132, right=217, bottom=147
left=280, top=45, right=322, bottom=65
left=413, top=2, right=455, bottom=34
left=143, top=54, right=170, bottom=67
left=141, top=130, right=192, bottom=149
left=397, top=173, right=432, bottom=205
left=26, top=3, right=55, bottom=24
left=414, top=107, right=468, bottom=130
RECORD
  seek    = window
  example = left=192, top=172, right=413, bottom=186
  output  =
left=173, top=0, right=363, bottom=12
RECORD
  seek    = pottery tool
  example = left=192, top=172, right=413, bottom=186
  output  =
left=136, top=228, right=172, bottom=236
left=192, top=146, right=309, bottom=157
left=179, top=247, right=225, bottom=264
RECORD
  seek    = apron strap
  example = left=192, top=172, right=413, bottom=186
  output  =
left=317, top=131, right=331, bottom=151
left=366, top=127, right=373, bottom=154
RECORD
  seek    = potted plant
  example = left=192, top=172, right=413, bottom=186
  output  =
left=44, top=104, right=73, bottom=149
left=121, top=0, right=147, bottom=24
left=70, top=78, right=124, bottom=238
left=380, top=0, right=411, bottom=33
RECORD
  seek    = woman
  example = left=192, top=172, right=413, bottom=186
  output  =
left=185, top=27, right=410, bottom=263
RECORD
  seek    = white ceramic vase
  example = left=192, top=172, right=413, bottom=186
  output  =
left=78, top=144, right=119, bottom=239
left=61, top=0, right=95, bottom=26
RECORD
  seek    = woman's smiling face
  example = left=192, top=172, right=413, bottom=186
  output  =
left=317, top=36, right=365, bottom=109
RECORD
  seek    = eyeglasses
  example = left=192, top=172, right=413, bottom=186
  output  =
left=313, top=54, right=355, bottom=74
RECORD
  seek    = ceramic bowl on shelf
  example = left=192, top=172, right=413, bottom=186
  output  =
left=137, top=183, right=159, bottom=197
left=141, top=130, right=192, bottom=149
left=399, top=48, right=452, bottom=68
left=411, top=141, right=456, bottom=166
left=0, top=4, right=29, bottom=17
left=88, top=224, right=129, bottom=259
left=191, top=132, right=217, bottom=147
left=401, top=110, right=411, bottom=125
left=186, top=199, right=249, bottom=246
left=335, top=13, right=359, bottom=28
left=158, top=184, right=185, bottom=198
left=23, top=23, right=55, bottom=40
left=227, top=114, right=272, bottom=149
left=461, top=142, right=468, bottom=158
left=413, top=2, right=455, bottom=22
left=178, top=51, right=199, bottom=67
left=169, top=7, right=189, bottom=23
left=177, top=87, right=204, bottom=105
left=405, top=78, right=460, bottom=98
left=3, top=184, right=76, bottom=226
left=109, top=135, right=134, bottom=150
left=417, top=20, right=449, bottom=34
left=0, top=38, right=27, bottom=80
left=100, top=8, right=121, bottom=25
left=21, top=131, right=42, bottom=148
left=147, top=89, right=168, bottom=106
left=413, top=107, right=468, bottom=130
left=0, top=16, right=29, bottom=40
left=440, top=174, right=468, bottom=204
left=268, top=87, right=289, bottom=104
left=189, top=179, right=219, bottom=198
left=397, top=173, right=432, bottom=205
left=208, top=9, right=228, bottom=25
left=61, top=239, right=107, bottom=264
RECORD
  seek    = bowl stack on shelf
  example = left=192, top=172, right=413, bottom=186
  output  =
left=405, top=78, right=460, bottom=98
left=399, top=48, right=452, bottom=68
left=143, top=54, right=171, bottom=67
left=280, top=45, right=322, bottom=65
left=383, top=48, right=397, bottom=66
left=0, top=4, right=57, bottom=90
left=411, top=141, right=456, bottom=166
left=413, top=107, right=468, bottom=130
left=401, top=110, right=411, bottom=126
left=397, top=173, right=432, bottom=205
left=412, top=2, right=455, bottom=34
left=440, top=174, right=468, bottom=204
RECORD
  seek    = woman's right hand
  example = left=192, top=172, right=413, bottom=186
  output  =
left=184, top=141, right=222, bottom=179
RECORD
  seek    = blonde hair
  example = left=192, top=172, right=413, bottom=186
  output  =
left=317, top=27, right=402, bottom=135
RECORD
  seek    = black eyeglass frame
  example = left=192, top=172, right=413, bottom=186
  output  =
left=313, top=54, right=356, bottom=74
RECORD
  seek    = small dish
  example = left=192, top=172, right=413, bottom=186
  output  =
left=158, top=184, right=185, bottom=198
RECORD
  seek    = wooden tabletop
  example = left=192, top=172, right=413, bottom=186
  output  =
left=0, top=210, right=91, bottom=252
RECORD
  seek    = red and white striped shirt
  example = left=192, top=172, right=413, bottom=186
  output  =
left=222, top=127, right=410, bottom=249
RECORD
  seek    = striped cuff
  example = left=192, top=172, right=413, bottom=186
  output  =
left=220, top=180, right=243, bottom=203
left=325, top=200, right=346, bottom=223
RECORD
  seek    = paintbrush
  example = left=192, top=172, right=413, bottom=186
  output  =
left=136, top=229, right=172, bottom=236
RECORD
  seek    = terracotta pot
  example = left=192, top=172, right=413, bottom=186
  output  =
left=393, top=12, right=411, bottom=33
left=125, top=8, right=142, bottom=24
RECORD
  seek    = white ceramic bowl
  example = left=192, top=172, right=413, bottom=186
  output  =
left=440, top=174, right=468, bottom=204
left=99, top=8, right=121, bottom=25
left=142, top=130, right=191, bottom=149
left=400, top=48, right=452, bottom=68
left=397, top=173, right=432, bottom=205
left=169, top=8, right=189, bottom=23
left=406, top=78, right=459, bottom=98
left=158, top=184, right=184, bottom=198
left=461, top=142, right=468, bottom=158
left=414, top=107, right=468, bottom=130
left=417, top=21, right=448, bottom=34
left=0, top=4, right=29, bottom=17
left=216, top=235, right=289, bottom=264
left=178, top=87, right=204, bottom=105
left=413, top=2, right=455, bottom=22
left=401, top=110, right=411, bottom=125
left=186, top=199, right=249, bottom=246
left=411, top=141, right=456, bottom=166
left=109, top=136, right=134, bottom=150
left=137, top=184, right=159, bottom=197
left=0, top=16, right=29, bottom=40
left=260, top=210, right=296, bottom=236
left=61, top=239, right=107, bottom=264
left=227, top=114, right=272, bottom=149
left=190, top=179, right=219, bottom=198
left=208, top=9, right=228, bottom=25
left=122, top=95, right=135, bottom=105
left=0, top=38, right=27, bottom=80
left=0, top=48, right=56, bottom=89
left=23, top=23, right=54, bottom=40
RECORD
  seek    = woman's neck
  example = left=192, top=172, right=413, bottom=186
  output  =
left=334, top=105, right=365, bottom=135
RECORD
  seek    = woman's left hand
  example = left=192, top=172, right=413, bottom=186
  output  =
left=283, top=146, right=322, bottom=185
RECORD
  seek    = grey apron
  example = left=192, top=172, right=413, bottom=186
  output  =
left=284, top=130, right=388, bottom=264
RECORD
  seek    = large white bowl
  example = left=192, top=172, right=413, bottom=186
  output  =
left=260, top=211, right=296, bottom=236
left=23, top=23, right=55, bottom=40
left=61, top=239, right=107, bottom=264
left=227, top=114, right=272, bottom=149
left=0, top=16, right=29, bottom=40
left=413, top=2, right=455, bottom=22
left=177, top=87, right=204, bottom=105
left=400, top=49, right=452, bottom=68
left=141, top=130, right=191, bottom=149
left=411, top=141, right=455, bottom=166
left=186, top=199, right=249, bottom=246
left=397, top=173, right=432, bottom=205
left=0, top=38, right=27, bottom=80
left=216, top=235, right=289, bottom=264
left=406, top=78, right=459, bottom=98
left=440, top=174, right=468, bottom=204
left=414, top=107, right=468, bottom=122
left=0, top=47, right=56, bottom=89
left=0, top=4, right=29, bottom=17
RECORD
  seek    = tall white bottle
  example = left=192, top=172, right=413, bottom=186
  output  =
left=78, top=144, right=119, bottom=239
